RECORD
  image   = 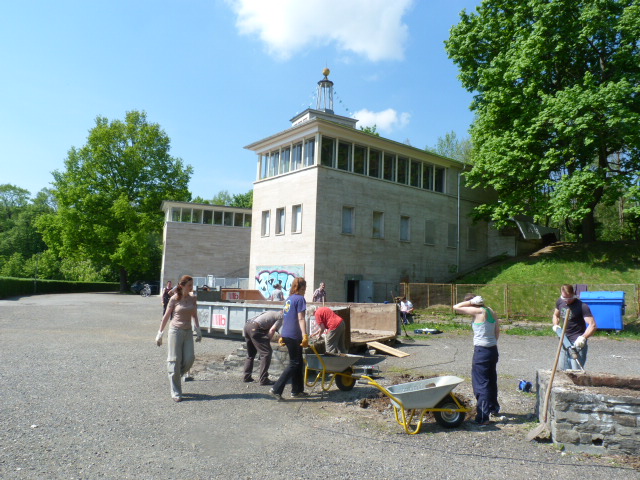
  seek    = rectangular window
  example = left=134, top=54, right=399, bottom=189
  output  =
left=400, top=215, right=411, bottom=242
left=397, top=156, right=409, bottom=184
left=213, top=211, right=223, bottom=225
left=372, top=211, right=384, bottom=239
left=269, top=152, right=279, bottom=177
left=181, top=209, right=192, bottom=223
left=234, top=213, right=243, bottom=227
left=292, top=143, right=302, bottom=171
left=354, top=145, right=367, bottom=175
left=424, top=219, right=435, bottom=245
left=383, top=153, right=395, bottom=181
left=292, top=204, right=302, bottom=233
left=223, top=212, right=233, bottom=226
left=203, top=210, right=213, bottom=225
left=467, top=226, right=478, bottom=250
left=435, top=166, right=446, bottom=193
left=244, top=214, right=252, bottom=227
left=192, top=209, right=203, bottom=223
left=448, top=223, right=458, bottom=248
left=368, top=149, right=381, bottom=178
left=280, top=147, right=291, bottom=174
left=337, top=141, right=352, bottom=171
left=342, top=206, right=355, bottom=234
left=321, top=136, right=335, bottom=167
left=171, top=207, right=181, bottom=222
left=275, top=207, right=285, bottom=235
left=410, top=160, right=421, bottom=187
left=261, top=210, right=270, bottom=236
left=260, top=154, right=269, bottom=179
left=304, top=138, right=315, bottom=166
left=422, top=163, right=433, bottom=190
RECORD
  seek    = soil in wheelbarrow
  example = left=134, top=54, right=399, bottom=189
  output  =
left=351, top=373, right=475, bottom=421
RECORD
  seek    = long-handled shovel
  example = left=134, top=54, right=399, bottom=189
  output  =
left=527, top=309, right=570, bottom=441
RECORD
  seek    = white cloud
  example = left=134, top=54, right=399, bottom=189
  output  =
left=353, top=108, right=410, bottom=134
left=227, top=0, right=413, bottom=62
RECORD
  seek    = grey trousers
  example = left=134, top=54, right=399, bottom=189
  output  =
left=326, top=321, right=347, bottom=354
left=167, top=327, right=195, bottom=399
left=243, top=322, right=273, bottom=384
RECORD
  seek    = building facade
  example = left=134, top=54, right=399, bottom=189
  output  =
left=160, top=201, right=251, bottom=286
left=245, top=71, right=503, bottom=303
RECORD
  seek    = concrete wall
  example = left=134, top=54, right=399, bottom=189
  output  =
left=161, top=222, right=251, bottom=286
left=313, top=167, right=490, bottom=297
left=249, top=168, right=320, bottom=299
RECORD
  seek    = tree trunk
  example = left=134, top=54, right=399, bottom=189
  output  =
left=119, top=267, right=128, bottom=293
left=581, top=210, right=597, bottom=243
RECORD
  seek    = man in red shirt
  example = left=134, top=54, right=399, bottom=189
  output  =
left=309, top=306, right=346, bottom=353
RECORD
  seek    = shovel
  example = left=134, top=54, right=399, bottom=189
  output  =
left=527, top=309, right=570, bottom=441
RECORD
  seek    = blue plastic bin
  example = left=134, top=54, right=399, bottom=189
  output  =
left=579, top=291, right=625, bottom=330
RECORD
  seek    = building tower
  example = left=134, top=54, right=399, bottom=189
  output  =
left=316, top=68, right=334, bottom=113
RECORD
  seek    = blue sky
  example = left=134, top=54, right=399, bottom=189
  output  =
left=1, top=0, right=482, bottom=200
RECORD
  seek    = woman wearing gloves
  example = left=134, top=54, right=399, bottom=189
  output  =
left=552, top=284, right=597, bottom=370
left=453, top=293, right=500, bottom=425
left=156, top=275, right=201, bottom=402
left=270, top=277, right=309, bottom=400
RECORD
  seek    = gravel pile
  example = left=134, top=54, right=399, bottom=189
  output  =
left=1, top=293, right=638, bottom=479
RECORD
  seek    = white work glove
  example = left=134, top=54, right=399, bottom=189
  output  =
left=552, top=325, right=562, bottom=334
left=469, top=296, right=484, bottom=306
left=155, top=330, right=163, bottom=346
left=193, top=325, right=202, bottom=343
left=574, top=335, right=586, bottom=349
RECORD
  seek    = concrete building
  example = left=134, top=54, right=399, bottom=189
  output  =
left=160, top=201, right=251, bottom=286
left=244, top=69, right=508, bottom=302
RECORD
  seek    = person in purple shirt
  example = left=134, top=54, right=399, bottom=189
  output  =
left=270, top=277, right=310, bottom=400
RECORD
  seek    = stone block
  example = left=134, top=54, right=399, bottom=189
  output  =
left=614, top=414, right=638, bottom=427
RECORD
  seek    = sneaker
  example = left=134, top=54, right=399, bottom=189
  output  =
left=475, top=420, right=490, bottom=427
left=183, top=375, right=194, bottom=382
left=172, top=396, right=182, bottom=403
left=260, top=379, right=275, bottom=386
left=269, top=388, right=284, bottom=401
left=290, top=391, right=309, bottom=398
left=243, top=377, right=255, bottom=383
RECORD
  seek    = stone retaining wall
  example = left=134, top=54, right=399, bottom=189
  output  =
left=535, top=370, right=640, bottom=455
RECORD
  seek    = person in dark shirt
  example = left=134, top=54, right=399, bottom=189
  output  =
left=552, top=284, right=597, bottom=370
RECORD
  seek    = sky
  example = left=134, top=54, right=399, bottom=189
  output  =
left=1, top=0, right=482, bottom=201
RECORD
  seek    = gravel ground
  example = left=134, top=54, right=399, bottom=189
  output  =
left=1, top=293, right=638, bottom=480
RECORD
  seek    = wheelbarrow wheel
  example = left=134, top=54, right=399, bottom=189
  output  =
left=434, top=396, right=465, bottom=428
left=335, top=367, right=356, bottom=391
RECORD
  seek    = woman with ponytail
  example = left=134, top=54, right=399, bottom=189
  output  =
left=156, top=275, right=202, bottom=402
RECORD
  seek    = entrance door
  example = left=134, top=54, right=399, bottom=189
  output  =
left=346, top=280, right=359, bottom=302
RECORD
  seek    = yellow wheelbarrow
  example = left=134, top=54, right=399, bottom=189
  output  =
left=362, top=375, right=471, bottom=434
left=304, top=343, right=364, bottom=392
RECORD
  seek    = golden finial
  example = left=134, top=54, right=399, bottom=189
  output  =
left=322, top=67, right=330, bottom=77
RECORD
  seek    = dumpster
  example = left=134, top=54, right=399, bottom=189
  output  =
left=579, top=291, right=625, bottom=330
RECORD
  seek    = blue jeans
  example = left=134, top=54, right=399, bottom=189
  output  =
left=272, top=337, right=304, bottom=396
left=560, top=342, right=588, bottom=370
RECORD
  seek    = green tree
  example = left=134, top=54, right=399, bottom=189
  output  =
left=446, top=0, right=640, bottom=241
left=429, top=131, right=473, bottom=163
left=359, top=125, right=380, bottom=136
left=231, top=190, right=253, bottom=208
left=38, top=110, right=192, bottom=290
left=210, top=190, right=233, bottom=206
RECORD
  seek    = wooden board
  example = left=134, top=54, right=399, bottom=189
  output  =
left=366, top=341, right=409, bottom=357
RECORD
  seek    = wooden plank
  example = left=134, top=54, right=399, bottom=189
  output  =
left=366, top=341, right=409, bottom=357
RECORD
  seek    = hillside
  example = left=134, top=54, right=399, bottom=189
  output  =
left=456, top=241, right=640, bottom=286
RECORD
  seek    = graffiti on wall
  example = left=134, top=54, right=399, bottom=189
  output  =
left=255, top=265, right=305, bottom=299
